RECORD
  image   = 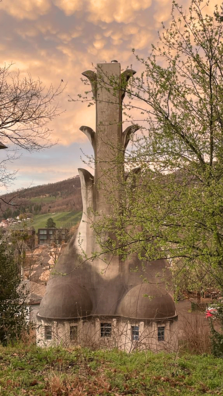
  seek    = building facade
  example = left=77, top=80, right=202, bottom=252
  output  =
left=36, top=62, right=178, bottom=352
left=38, top=228, right=69, bottom=245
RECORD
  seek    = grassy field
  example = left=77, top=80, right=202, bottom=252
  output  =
left=31, top=211, right=82, bottom=231
left=0, top=345, right=222, bottom=395
left=30, top=196, right=58, bottom=204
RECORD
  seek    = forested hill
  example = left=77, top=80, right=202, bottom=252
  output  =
left=0, top=176, right=82, bottom=219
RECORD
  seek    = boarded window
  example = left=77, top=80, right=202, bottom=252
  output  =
left=131, top=325, right=139, bottom=341
left=45, top=326, right=52, bottom=340
left=158, top=326, right=165, bottom=341
left=101, top=323, right=111, bottom=337
left=70, top=326, right=77, bottom=341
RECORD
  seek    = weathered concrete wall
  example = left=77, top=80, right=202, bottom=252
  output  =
left=36, top=317, right=178, bottom=352
left=36, top=62, right=178, bottom=352
left=95, top=63, right=123, bottom=214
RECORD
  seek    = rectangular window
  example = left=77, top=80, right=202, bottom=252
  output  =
left=45, top=326, right=52, bottom=340
left=39, top=230, right=47, bottom=235
left=70, top=326, right=77, bottom=341
left=131, top=325, right=139, bottom=341
left=101, top=323, right=111, bottom=337
left=158, top=326, right=165, bottom=342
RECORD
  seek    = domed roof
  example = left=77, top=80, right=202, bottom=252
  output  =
left=117, top=284, right=176, bottom=320
left=38, top=280, right=93, bottom=319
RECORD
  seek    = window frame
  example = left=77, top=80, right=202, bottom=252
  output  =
left=131, top=325, right=139, bottom=341
left=158, top=326, right=165, bottom=342
left=39, top=230, right=47, bottom=235
left=45, top=326, right=52, bottom=340
left=70, top=325, right=77, bottom=341
left=100, top=322, right=112, bottom=338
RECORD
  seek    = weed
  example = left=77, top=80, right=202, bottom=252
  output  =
left=0, top=345, right=222, bottom=395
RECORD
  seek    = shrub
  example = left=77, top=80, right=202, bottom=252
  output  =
left=210, top=304, right=223, bottom=358
left=0, top=241, right=28, bottom=345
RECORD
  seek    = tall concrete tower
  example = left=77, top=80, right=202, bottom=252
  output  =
left=36, top=62, right=178, bottom=352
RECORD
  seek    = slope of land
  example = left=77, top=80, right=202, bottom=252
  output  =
left=31, top=211, right=82, bottom=231
left=0, top=176, right=82, bottom=220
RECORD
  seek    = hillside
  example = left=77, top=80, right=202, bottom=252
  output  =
left=0, top=176, right=82, bottom=220
left=31, top=211, right=82, bottom=231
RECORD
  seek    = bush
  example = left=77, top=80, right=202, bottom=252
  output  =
left=46, top=217, right=56, bottom=228
left=210, top=304, right=223, bottom=358
left=0, top=241, right=27, bottom=345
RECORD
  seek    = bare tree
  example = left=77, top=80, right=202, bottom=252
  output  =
left=0, top=65, right=62, bottom=151
left=0, top=64, right=63, bottom=197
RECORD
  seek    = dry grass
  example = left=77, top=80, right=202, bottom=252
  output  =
left=0, top=344, right=223, bottom=395
left=179, top=313, right=211, bottom=354
left=20, top=326, right=36, bottom=346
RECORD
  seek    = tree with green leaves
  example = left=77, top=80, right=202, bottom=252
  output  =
left=80, top=0, right=223, bottom=352
left=46, top=217, right=56, bottom=228
left=89, top=0, right=223, bottom=289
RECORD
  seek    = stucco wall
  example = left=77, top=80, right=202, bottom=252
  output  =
left=36, top=316, right=178, bottom=352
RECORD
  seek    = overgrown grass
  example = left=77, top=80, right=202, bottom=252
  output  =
left=30, top=196, right=58, bottom=204
left=31, top=211, right=82, bottom=231
left=0, top=344, right=222, bottom=395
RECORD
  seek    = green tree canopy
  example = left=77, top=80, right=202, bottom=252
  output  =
left=46, top=217, right=56, bottom=228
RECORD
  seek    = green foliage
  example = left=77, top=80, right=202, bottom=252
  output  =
left=0, top=241, right=27, bottom=345
left=88, top=0, right=223, bottom=295
left=3, top=207, right=12, bottom=219
left=79, top=0, right=223, bottom=354
left=33, top=204, right=41, bottom=215
left=45, top=217, right=56, bottom=228
left=0, top=345, right=222, bottom=395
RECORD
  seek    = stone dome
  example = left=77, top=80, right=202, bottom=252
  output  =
left=117, top=284, right=176, bottom=320
left=38, top=280, right=93, bottom=319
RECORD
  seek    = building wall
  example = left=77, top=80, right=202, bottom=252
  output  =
left=36, top=316, right=178, bottom=352
left=38, top=228, right=69, bottom=245
left=37, top=62, right=178, bottom=353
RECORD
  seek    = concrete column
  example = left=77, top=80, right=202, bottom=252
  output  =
left=95, top=63, right=123, bottom=215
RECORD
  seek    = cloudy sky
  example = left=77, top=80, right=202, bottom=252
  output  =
left=0, top=0, right=216, bottom=193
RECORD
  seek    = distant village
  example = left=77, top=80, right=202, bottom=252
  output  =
left=0, top=216, right=31, bottom=228
left=0, top=212, right=71, bottom=324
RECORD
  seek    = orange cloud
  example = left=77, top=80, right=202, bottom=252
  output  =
left=54, top=0, right=83, bottom=15
left=1, top=0, right=51, bottom=20
left=87, top=0, right=152, bottom=24
left=5, top=0, right=219, bottom=150
left=1, top=0, right=222, bottom=191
